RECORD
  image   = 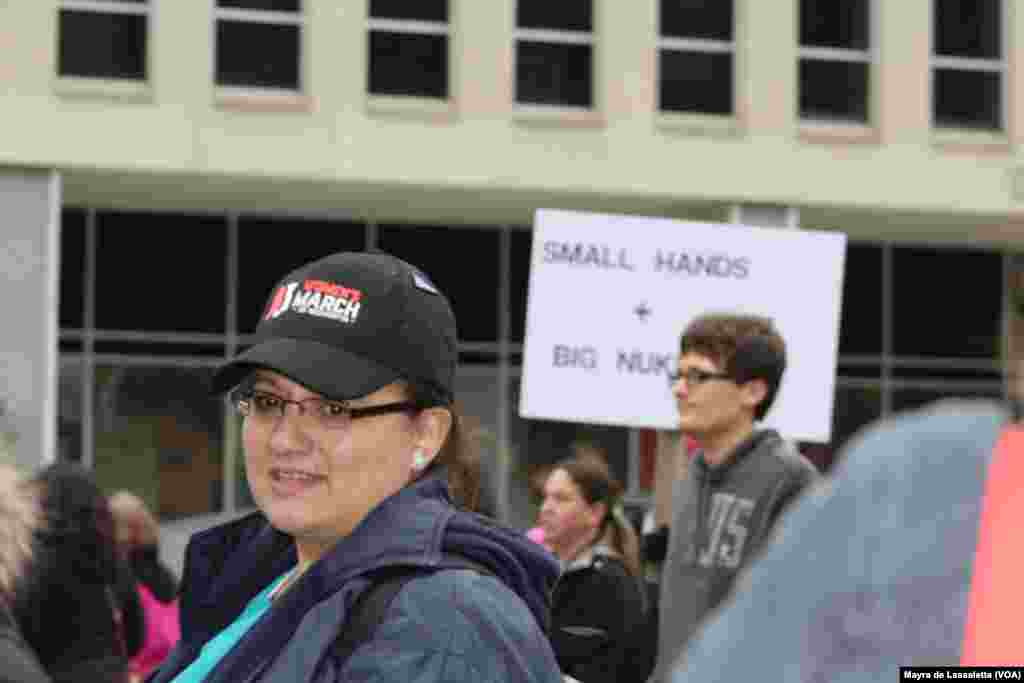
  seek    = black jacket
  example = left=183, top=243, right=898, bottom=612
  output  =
left=651, top=429, right=819, bottom=682
left=550, top=545, right=647, bottom=683
left=129, top=545, right=179, bottom=604
left=14, top=533, right=143, bottom=683
left=0, top=603, right=50, bottom=683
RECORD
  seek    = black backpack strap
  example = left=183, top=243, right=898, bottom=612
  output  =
left=331, top=553, right=494, bottom=668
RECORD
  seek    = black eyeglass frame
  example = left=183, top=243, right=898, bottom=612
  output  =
left=229, top=388, right=421, bottom=422
left=666, top=368, right=735, bottom=388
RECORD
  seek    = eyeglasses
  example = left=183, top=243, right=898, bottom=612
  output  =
left=666, top=368, right=733, bottom=388
left=230, top=388, right=418, bottom=431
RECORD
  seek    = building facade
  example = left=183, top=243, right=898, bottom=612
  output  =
left=0, top=0, right=1021, bottom=529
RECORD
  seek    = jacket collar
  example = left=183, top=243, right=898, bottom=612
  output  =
left=696, top=429, right=782, bottom=483
left=178, top=472, right=458, bottom=642
left=563, top=543, right=615, bottom=574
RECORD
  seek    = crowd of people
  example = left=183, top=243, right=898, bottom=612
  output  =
left=0, top=462, right=180, bottom=683
left=1, top=248, right=1018, bottom=682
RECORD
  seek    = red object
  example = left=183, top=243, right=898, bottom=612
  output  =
left=129, top=583, right=182, bottom=679
left=961, top=427, right=1024, bottom=664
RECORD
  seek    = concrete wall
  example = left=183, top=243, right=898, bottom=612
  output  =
left=0, top=1, right=1022, bottom=232
left=0, top=170, right=60, bottom=470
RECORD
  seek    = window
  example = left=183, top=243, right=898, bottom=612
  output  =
left=509, top=228, right=533, bottom=343
left=94, top=211, right=228, bottom=335
left=215, top=0, right=303, bottom=91
left=892, top=246, right=1003, bottom=363
left=58, top=0, right=149, bottom=80
left=60, top=208, right=87, bottom=331
left=658, top=0, right=734, bottom=116
left=932, top=0, right=1004, bottom=131
left=377, top=224, right=501, bottom=342
left=368, top=0, right=449, bottom=99
left=515, top=0, right=593, bottom=108
left=838, top=243, right=883, bottom=357
left=236, top=216, right=366, bottom=333
left=799, top=0, right=871, bottom=123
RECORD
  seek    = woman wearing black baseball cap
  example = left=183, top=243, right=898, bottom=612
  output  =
left=147, top=252, right=563, bottom=683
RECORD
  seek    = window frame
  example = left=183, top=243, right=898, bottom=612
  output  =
left=512, top=0, right=597, bottom=115
left=56, top=0, right=151, bottom=89
left=366, top=3, right=452, bottom=103
left=929, top=0, right=1007, bottom=134
left=213, top=0, right=306, bottom=97
left=797, top=0, right=875, bottom=128
left=656, top=0, right=736, bottom=119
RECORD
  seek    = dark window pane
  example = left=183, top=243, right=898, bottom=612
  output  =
left=826, top=384, right=883, bottom=467
left=516, top=41, right=592, bottom=108
left=659, top=50, right=733, bottom=115
left=508, top=378, right=630, bottom=490
left=800, top=0, right=869, bottom=49
left=892, top=247, right=1003, bottom=359
left=799, top=59, right=869, bottom=122
left=93, top=365, right=225, bottom=521
left=891, top=384, right=1003, bottom=415
left=517, top=0, right=591, bottom=32
left=509, top=229, right=533, bottom=343
left=377, top=224, right=500, bottom=343
left=60, top=208, right=86, bottom=329
left=892, top=364, right=1001, bottom=381
left=218, top=0, right=300, bottom=10
left=368, top=32, right=447, bottom=98
left=216, top=20, right=300, bottom=89
left=236, top=217, right=365, bottom=333
left=58, top=361, right=84, bottom=463
left=935, top=0, right=1000, bottom=59
left=60, top=339, right=84, bottom=354
left=933, top=69, right=1001, bottom=130
left=660, top=0, right=732, bottom=41
left=836, top=364, right=881, bottom=380
left=370, top=0, right=447, bottom=22
left=94, top=211, right=228, bottom=333
left=58, top=10, right=146, bottom=80
left=93, top=340, right=226, bottom=357
left=839, top=244, right=882, bottom=355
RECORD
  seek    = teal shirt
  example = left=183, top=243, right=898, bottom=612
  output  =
left=170, top=571, right=291, bottom=683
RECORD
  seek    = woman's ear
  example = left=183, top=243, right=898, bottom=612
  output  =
left=414, top=407, right=453, bottom=466
left=587, top=500, right=608, bottom=530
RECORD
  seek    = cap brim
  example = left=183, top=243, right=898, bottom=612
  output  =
left=211, top=337, right=402, bottom=400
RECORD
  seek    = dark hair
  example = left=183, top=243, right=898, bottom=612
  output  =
left=33, top=462, right=121, bottom=584
left=554, top=454, right=642, bottom=579
left=679, top=312, right=787, bottom=420
left=406, top=383, right=482, bottom=513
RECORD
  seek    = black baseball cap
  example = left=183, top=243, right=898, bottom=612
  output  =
left=212, top=251, right=457, bottom=405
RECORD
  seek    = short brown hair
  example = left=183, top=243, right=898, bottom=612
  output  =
left=679, top=312, right=787, bottom=420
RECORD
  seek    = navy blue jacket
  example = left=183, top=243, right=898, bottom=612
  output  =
left=149, top=474, right=563, bottom=683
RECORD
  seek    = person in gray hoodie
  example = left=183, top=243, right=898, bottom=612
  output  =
left=674, top=398, right=1011, bottom=680
left=649, top=313, right=819, bottom=683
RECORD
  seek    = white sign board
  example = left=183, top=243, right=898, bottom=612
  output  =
left=519, top=209, right=847, bottom=443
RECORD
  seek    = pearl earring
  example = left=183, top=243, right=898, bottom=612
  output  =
left=412, top=449, right=428, bottom=471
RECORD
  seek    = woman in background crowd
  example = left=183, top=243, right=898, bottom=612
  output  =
left=0, top=462, right=50, bottom=683
left=110, top=491, right=181, bottom=681
left=15, top=462, right=143, bottom=683
left=539, top=452, right=649, bottom=683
